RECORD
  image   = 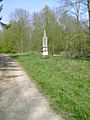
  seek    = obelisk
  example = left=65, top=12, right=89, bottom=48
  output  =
left=42, top=30, right=48, bottom=56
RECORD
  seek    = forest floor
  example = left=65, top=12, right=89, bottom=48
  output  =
left=0, top=54, right=63, bottom=120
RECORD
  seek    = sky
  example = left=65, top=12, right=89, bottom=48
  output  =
left=1, top=0, right=58, bottom=24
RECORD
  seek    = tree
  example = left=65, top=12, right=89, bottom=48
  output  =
left=87, top=0, right=90, bottom=36
left=58, top=0, right=90, bottom=36
left=0, top=0, right=3, bottom=21
left=9, top=9, right=31, bottom=53
left=0, top=9, right=32, bottom=53
left=57, top=0, right=90, bottom=56
left=0, top=0, right=11, bottom=30
left=31, top=5, right=63, bottom=54
left=1, top=4, right=88, bottom=55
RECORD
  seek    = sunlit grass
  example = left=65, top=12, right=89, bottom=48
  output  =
left=13, top=53, right=90, bottom=120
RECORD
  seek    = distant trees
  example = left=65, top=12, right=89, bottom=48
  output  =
left=0, top=4, right=90, bottom=56
left=57, top=0, right=90, bottom=56
left=10, top=9, right=31, bottom=53
left=0, top=9, right=31, bottom=53
left=31, top=5, right=63, bottom=54
left=58, top=0, right=89, bottom=34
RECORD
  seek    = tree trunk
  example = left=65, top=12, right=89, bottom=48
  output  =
left=88, top=0, right=90, bottom=36
left=76, top=0, right=80, bottom=31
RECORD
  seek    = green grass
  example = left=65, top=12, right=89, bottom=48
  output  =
left=13, top=53, right=90, bottom=120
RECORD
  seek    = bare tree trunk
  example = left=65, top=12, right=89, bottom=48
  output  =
left=76, top=0, right=80, bottom=31
left=87, top=0, right=90, bottom=36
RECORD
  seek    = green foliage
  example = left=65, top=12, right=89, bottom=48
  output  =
left=0, top=9, right=31, bottom=53
left=65, top=31, right=88, bottom=57
left=31, top=5, right=63, bottom=54
left=15, top=53, right=90, bottom=120
left=0, top=5, right=89, bottom=56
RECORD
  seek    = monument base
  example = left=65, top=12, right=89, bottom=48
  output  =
left=42, top=51, right=48, bottom=56
left=42, top=47, right=48, bottom=56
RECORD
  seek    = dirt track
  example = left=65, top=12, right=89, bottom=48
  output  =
left=0, top=55, right=63, bottom=120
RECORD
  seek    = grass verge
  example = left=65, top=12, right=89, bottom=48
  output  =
left=12, top=53, right=90, bottom=120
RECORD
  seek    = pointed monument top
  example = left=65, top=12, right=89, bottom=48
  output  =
left=44, top=30, right=46, bottom=37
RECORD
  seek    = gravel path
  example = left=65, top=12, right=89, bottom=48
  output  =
left=0, top=55, right=63, bottom=120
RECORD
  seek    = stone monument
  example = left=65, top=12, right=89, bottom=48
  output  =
left=42, top=30, right=48, bottom=56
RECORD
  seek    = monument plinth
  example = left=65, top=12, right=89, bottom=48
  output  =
left=42, top=30, right=48, bottom=56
